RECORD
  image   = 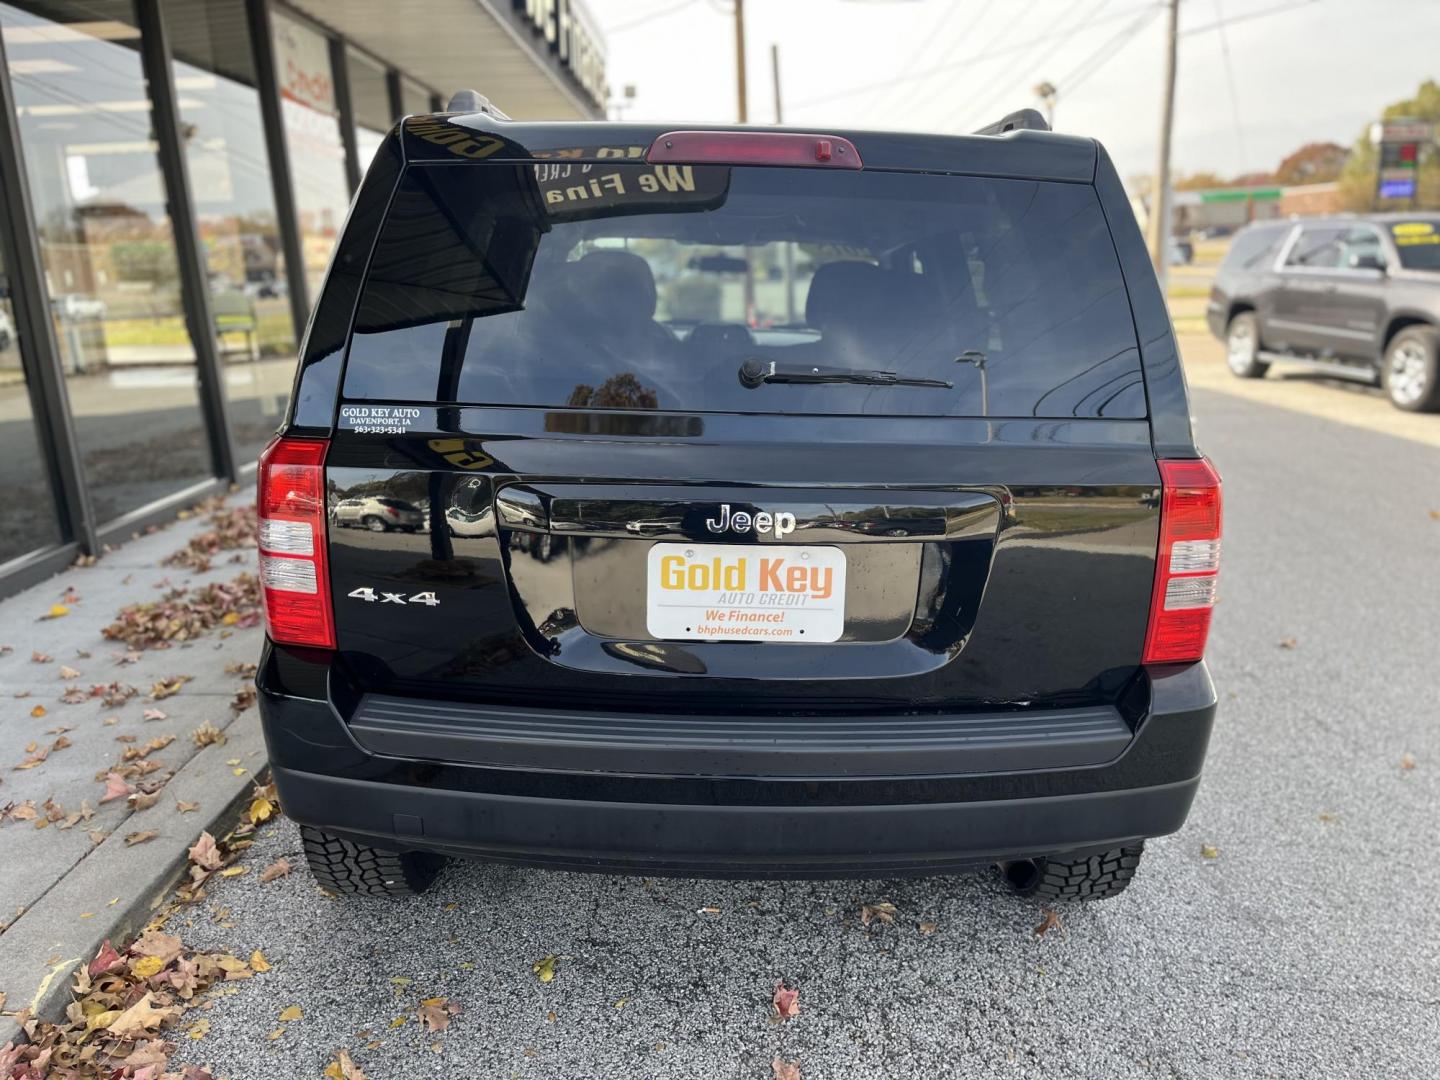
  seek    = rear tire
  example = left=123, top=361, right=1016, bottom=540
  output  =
left=1225, top=312, right=1269, bottom=378
left=300, top=826, right=445, bottom=896
left=362, top=515, right=389, bottom=532
left=1000, top=841, right=1145, bottom=902
left=1382, top=326, right=1440, bottom=412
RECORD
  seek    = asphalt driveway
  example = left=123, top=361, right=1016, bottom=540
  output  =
left=165, top=383, right=1440, bottom=1080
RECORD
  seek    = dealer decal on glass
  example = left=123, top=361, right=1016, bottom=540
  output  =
left=646, top=543, right=847, bottom=643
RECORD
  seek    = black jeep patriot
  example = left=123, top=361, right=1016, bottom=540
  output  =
left=255, top=103, right=1221, bottom=902
left=1208, top=214, right=1440, bottom=411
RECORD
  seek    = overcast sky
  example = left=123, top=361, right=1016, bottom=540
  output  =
left=582, top=0, right=1440, bottom=185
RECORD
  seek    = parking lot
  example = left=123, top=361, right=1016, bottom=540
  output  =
left=159, top=363, right=1440, bottom=1080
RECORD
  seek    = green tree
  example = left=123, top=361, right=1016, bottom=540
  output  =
left=1338, top=79, right=1440, bottom=211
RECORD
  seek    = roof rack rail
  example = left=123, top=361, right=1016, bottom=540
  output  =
left=973, top=108, right=1050, bottom=136
left=445, top=89, right=511, bottom=120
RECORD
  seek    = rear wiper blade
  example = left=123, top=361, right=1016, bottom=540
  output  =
left=738, top=358, right=952, bottom=390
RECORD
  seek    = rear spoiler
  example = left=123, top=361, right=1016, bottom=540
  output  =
left=973, top=108, right=1050, bottom=136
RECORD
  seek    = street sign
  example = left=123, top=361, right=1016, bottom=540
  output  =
left=1380, top=177, right=1417, bottom=200
left=1380, top=120, right=1434, bottom=143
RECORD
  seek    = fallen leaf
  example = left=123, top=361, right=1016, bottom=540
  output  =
left=772, top=980, right=799, bottom=1020
left=266, top=1028, right=286, bottom=1040
left=42, top=604, right=70, bottom=620
left=58, top=665, right=81, bottom=679
left=918, top=921, right=939, bottom=935
left=250, top=950, right=271, bottom=973
left=696, top=906, right=721, bottom=915
left=278, top=1004, right=303, bottom=1022
left=248, top=793, right=275, bottom=825
left=1278, top=637, right=1298, bottom=650
left=149, top=676, right=191, bottom=700
left=1033, top=908, right=1063, bottom=938
left=29, top=705, right=46, bottom=719
left=142, top=707, right=167, bottom=722
left=131, top=955, right=165, bottom=979
left=324, top=1049, right=366, bottom=1080
left=1318, top=811, right=1339, bottom=824
left=188, top=831, right=223, bottom=870
left=89, top=939, right=124, bottom=977
left=191, top=722, right=226, bottom=748
left=773, top=1058, right=802, bottom=1080
left=418, top=999, right=454, bottom=1031
left=31, top=650, right=52, bottom=663
left=860, top=901, right=897, bottom=927
left=176, top=800, right=200, bottom=813
left=532, top=954, right=557, bottom=983
left=125, top=830, right=158, bottom=846
left=128, top=791, right=160, bottom=812
left=260, top=858, right=292, bottom=883
left=1201, top=844, right=1221, bottom=859
left=388, top=1015, right=408, bottom=1029
left=100, top=772, right=135, bottom=803
left=1401, top=753, right=1417, bottom=773
left=106, top=991, right=173, bottom=1037
left=232, top=768, right=247, bottom=777
left=219, top=866, right=248, bottom=878
left=188, top=1018, right=210, bottom=1039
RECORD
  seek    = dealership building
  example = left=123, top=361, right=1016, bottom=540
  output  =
left=0, top=0, right=604, bottom=593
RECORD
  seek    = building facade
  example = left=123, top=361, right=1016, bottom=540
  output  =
left=0, top=0, right=604, bottom=595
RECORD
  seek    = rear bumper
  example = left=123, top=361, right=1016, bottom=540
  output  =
left=259, top=648, right=1216, bottom=878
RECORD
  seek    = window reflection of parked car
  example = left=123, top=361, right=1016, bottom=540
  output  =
left=444, top=505, right=492, bottom=537
left=51, top=294, right=107, bottom=320
left=332, top=496, right=424, bottom=532
left=0, top=309, right=13, bottom=350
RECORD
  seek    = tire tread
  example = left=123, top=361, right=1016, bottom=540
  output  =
left=300, top=826, right=442, bottom=896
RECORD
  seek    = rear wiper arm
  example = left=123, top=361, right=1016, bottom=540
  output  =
left=739, top=358, right=953, bottom=390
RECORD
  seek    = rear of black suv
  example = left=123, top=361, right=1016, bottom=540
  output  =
left=256, top=110, right=1220, bottom=901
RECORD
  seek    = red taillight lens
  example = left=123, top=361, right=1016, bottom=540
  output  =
left=646, top=130, right=863, bottom=169
left=257, top=436, right=334, bottom=649
left=1143, top=457, right=1222, bottom=665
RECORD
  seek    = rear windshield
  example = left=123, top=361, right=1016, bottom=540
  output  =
left=343, top=163, right=1145, bottom=418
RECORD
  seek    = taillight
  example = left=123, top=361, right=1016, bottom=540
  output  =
left=257, top=436, right=334, bottom=649
left=1143, top=457, right=1222, bottom=665
left=646, top=130, right=863, bottom=169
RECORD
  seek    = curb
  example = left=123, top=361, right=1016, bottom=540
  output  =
left=0, top=715, right=267, bottom=1046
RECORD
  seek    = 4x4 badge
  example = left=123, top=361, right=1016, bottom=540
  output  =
left=704, top=504, right=796, bottom=540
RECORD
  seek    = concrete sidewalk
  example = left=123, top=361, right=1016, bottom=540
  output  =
left=0, top=491, right=266, bottom=1040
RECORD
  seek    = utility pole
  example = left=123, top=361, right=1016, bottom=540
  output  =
left=1034, top=81, right=1057, bottom=128
left=1146, top=0, right=1179, bottom=289
left=771, top=42, right=782, bottom=125
left=734, top=0, right=748, bottom=122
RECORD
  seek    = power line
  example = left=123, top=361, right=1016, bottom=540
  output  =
left=1051, top=2, right=1164, bottom=99
left=1212, top=0, right=1250, bottom=168
left=1179, top=0, right=1320, bottom=36
left=609, top=0, right=701, bottom=34
left=951, top=0, right=1111, bottom=133
left=880, top=0, right=1011, bottom=120
left=788, top=1, right=1161, bottom=111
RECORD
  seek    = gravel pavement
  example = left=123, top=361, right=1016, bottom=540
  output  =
left=163, top=386, right=1440, bottom=1080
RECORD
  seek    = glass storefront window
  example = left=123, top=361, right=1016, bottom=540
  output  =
left=163, top=0, right=296, bottom=461
left=0, top=175, right=64, bottom=566
left=346, top=46, right=388, bottom=178
left=2, top=0, right=212, bottom=524
left=271, top=8, right=349, bottom=300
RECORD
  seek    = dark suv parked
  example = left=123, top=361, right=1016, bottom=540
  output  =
left=255, top=103, right=1220, bottom=902
left=1207, top=214, right=1440, bottom=411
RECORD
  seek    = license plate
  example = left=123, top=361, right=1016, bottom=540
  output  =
left=646, top=543, right=846, bottom=643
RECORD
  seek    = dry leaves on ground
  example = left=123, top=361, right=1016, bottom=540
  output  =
left=191, top=722, right=226, bottom=748
left=162, top=504, right=258, bottom=572
left=259, top=858, right=292, bottom=884
left=1401, top=752, right=1417, bottom=773
left=230, top=685, right=257, bottom=714
left=149, top=677, right=192, bottom=701
left=859, top=901, right=897, bottom=927
left=1033, top=909, right=1064, bottom=938
left=417, top=997, right=462, bottom=1032
left=0, top=929, right=263, bottom=1077
left=772, top=980, right=800, bottom=1020
left=532, top=955, right=557, bottom=983
left=773, top=1058, right=802, bottom=1080
left=322, top=1049, right=366, bottom=1080
left=101, top=574, right=261, bottom=651
left=124, top=830, right=159, bottom=846
left=100, top=773, right=136, bottom=804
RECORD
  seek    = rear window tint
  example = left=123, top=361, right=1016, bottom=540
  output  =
left=343, top=163, right=1145, bottom=418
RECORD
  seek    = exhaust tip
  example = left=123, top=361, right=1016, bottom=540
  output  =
left=1000, top=858, right=1042, bottom=895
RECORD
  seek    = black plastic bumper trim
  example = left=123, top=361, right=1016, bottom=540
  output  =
left=272, top=764, right=1198, bottom=878
left=347, top=696, right=1133, bottom=778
